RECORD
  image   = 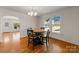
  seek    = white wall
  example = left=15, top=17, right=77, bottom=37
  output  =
left=0, top=8, right=38, bottom=38
left=38, top=7, right=79, bottom=45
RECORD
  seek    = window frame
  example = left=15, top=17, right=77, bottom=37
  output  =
left=51, top=16, right=61, bottom=33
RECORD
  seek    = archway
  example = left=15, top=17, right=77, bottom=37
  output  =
left=1, top=16, right=20, bottom=32
left=0, top=16, right=20, bottom=45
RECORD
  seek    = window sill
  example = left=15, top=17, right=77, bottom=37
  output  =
left=52, top=32, right=61, bottom=34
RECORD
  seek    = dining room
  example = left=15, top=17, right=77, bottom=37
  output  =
left=0, top=6, right=79, bottom=53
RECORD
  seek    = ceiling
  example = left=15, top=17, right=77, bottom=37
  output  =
left=0, top=6, right=67, bottom=16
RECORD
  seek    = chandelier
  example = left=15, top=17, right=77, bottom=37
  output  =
left=27, top=7, right=38, bottom=16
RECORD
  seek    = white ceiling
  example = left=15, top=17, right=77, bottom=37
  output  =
left=0, top=6, right=67, bottom=16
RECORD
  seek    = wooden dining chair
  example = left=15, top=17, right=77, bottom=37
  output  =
left=27, top=29, right=35, bottom=46
left=42, top=30, right=50, bottom=47
left=27, top=29, right=41, bottom=50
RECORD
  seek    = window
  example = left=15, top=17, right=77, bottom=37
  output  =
left=51, top=16, right=61, bottom=33
left=44, top=18, right=50, bottom=31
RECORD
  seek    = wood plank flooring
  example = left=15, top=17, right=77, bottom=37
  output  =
left=0, top=32, right=79, bottom=53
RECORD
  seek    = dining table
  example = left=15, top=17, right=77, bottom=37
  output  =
left=33, top=28, right=46, bottom=33
left=32, top=28, right=46, bottom=45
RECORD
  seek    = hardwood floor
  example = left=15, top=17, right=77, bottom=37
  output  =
left=0, top=32, right=79, bottom=53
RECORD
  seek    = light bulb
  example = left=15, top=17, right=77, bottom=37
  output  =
left=30, top=11, right=33, bottom=16
left=34, top=12, right=37, bottom=16
left=28, top=12, right=30, bottom=15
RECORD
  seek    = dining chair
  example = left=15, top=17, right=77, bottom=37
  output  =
left=27, top=29, right=34, bottom=46
left=27, top=29, right=41, bottom=50
left=42, top=30, right=50, bottom=48
left=40, top=27, right=45, bottom=30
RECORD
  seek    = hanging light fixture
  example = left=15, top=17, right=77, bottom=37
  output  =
left=27, top=7, right=38, bottom=16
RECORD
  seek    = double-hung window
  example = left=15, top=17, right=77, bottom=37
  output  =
left=51, top=16, right=61, bottom=33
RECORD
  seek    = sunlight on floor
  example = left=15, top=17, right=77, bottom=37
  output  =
left=12, top=32, right=20, bottom=42
left=52, top=44, right=62, bottom=52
